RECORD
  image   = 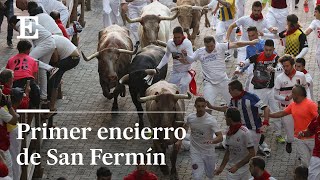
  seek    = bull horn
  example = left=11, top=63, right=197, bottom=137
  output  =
left=155, top=40, right=167, bottom=47
left=117, top=49, right=135, bottom=55
left=192, top=6, right=204, bottom=10
left=119, top=74, right=129, bottom=84
left=174, top=92, right=192, bottom=100
left=81, top=51, right=99, bottom=61
left=159, top=11, right=178, bottom=21
left=138, top=95, right=159, bottom=103
left=124, top=13, right=142, bottom=23
left=145, top=69, right=157, bottom=75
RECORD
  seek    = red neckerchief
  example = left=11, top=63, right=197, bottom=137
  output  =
left=174, top=36, right=186, bottom=46
left=250, top=13, right=263, bottom=21
left=55, top=19, right=63, bottom=25
left=302, top=69, right=308, bottom=74
left=254, top=170, right=271, bottom=180
left=0, top=83, right=11, bottom=95
left=257, top=52, right=277, bottom=63
left=231, top=91, right=246, bottom=100
left=287, top=69, right=296, bottom=80
left=284, top=26, right=300, bottom=36
left=227, top=123, right=242, bottom=136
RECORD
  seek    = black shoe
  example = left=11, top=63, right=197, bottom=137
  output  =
left=286, top=143, right=292, bottom=153
left=7, top=40, right=13, bottom=48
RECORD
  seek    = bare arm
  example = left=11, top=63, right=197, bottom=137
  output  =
left=209, top=131, right=223, bottom=144
left=226, top=22, right=237, bottom=41
left=262, top=106, right=270, bottom=121
left=304, top=28, right=313, bottom=36
left=229, top=39, right=259, bottom=49
left=215, top=148, right=230, bottom=175
left=269, top=111, right=289, bottom=118
left=207, top=102, right=228, bottom=112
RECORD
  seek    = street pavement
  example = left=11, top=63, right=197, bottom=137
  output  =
left=0, top=0, right=319, bottom=179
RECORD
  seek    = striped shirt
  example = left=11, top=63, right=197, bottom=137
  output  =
left=218, top=0, right=236, bottom=21
left=229, top=91, right=267, bottom=131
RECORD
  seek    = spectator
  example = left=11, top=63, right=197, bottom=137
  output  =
left=249, top=156, right=276, bottom=180
left=294, top=165, right=308, bottom=180
left=97, top=167, right=112, bottom=180
left=124, top=155, right=157, bottom=180
left=50, top=11, right=69, bottom=38
left=0, top=0, right=13, bottom=48
left=214, top=107, right=255, bottom=179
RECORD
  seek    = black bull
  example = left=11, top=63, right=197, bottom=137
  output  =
left=119, top=45, right=168, bottom=128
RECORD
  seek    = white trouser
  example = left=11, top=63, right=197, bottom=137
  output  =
left=103, top=12, right=123, bottom=28
left=216, top=19, right=236, bottom=53
left=235, top=0, right=245, bottom=20
left=0, top=149, right=13, bottom=178
left=278, top=105, right=295, bottom=143
left=169, top=71, right=192, bottom=94
left=295, top=138, right=314, bottom=166
left=266, top=7, right=288, bottom=34
left=237, top=46, right=247, bottom=64
left=128, top=2, right=147, bottom=43
left=203, top=79, right=231, bottom=105
left=9, top=127, right=21, bottom=180
left=309, top=156, right=320, bottom=180
left=254, top=88, right=281, bottom=135
left=190, top=152, right=216, bottom=180
left=29, top=38, right=56, bottom=99
left=212, top=10, right=219, bottom=28
left=227, top=166, right=250, bottom=180
left=249, top=130, right=261, bottom=152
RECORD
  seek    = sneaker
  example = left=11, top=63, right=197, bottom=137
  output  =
left=225, top=52, right=231, bottom=62
left=286, top=143, right=292, bottom=153
left=49, top=67, right=59, bottom=79
left=233, top=49, right=238, bottom=58
left=73, top=21, right=83, bottom=33
left=7, top=40, right=13, bottom=49
left=276, top=135, right=286, bottom=144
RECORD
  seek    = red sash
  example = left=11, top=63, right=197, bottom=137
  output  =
left=188, top=70, right=198, bottom=95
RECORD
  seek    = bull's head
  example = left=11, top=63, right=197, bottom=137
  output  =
left=81, top=48, right=136, bottom=88
left=125, top=13, right=177, bottom=44
left=139, top=91, right=191, bottom=130
left=170, top=5, right=204, bottom=32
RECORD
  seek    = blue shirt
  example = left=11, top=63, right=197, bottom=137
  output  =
left=229, top=92, right=266, bottom=131
left=246, top=39, right=266, bottom=59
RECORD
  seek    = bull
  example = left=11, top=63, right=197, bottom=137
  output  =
left=125, top=1, right=178, bottom=48
left=171, top=0, right=210, bottom=44
left=139, top=81, right=191, bottom=180
left=119, top=45, right=167, bottom=129
left=81, top=25, right=138, bottom=110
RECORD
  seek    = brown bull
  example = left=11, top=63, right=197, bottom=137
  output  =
left=82, top=25, right=137, bottom=110
left=139, top=81, right=191, bottom=180
left=171, top=0, right=210, bottom=44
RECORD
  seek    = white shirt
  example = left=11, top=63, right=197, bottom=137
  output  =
left=225, top=126, right=254, bottom=174
left=249, top=177, right=277, bottom=180
left=274, top=71, right=308, bottom=105
left=0, top=107, right=12, bottom=126
left=37, top=0, right=68, bottom=14
left=186, top=112, right=221, bottom=155
left=308, top=19, right=320, bottom=54
left=157, top=38, right=193, bottom=73
left=52, top=35, right=77, bottom=59
left=186, top=43, right=229, bottom=84
left=236, top=16, right=272, bottom=41
left=37, top=13, right=62, bottom=35
left=16, top=20, right=53, bottom=46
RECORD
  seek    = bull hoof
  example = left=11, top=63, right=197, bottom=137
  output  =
left=112, top=106, right=119, bottom=111
left=160, top=165, right=170, bottom=175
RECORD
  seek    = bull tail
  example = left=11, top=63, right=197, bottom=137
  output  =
left=133, top=41, right=140, bottom=54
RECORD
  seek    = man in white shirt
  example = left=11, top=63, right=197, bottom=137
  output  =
left=181, top=36, right=259, bottom=106
left=154, top=26, right=194, bottom=94
left=176, top=97, right=223, bottom=180
left=121, top=0, right=148, bottom=43
left=48, top=35, right=80, bottom=111
left=36, top=0, right=69, bottom=26
left=273, top=55, right=309, bottom=154
left=295, top=58, right=313, bottom=100
left=305, top=5, right=320, bottom=71
left=103, top=0, right=123, bottom=27
left=9, top=15, right=56, bottom=102
left=215, top=107, right=255, bottom=180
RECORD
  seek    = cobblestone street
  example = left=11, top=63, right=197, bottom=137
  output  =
left=0, top=0, right=319, bottom=179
